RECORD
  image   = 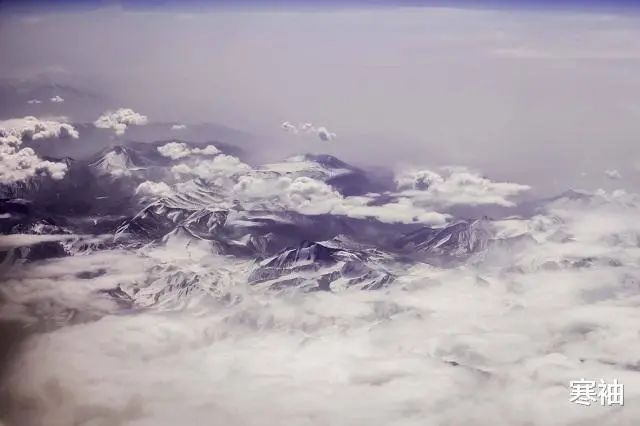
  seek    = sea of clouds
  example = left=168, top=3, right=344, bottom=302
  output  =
left=1, top=189, right=640, bottom=426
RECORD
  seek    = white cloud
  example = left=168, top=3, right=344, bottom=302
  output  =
left=157, top=142, right=220, bottom=160
left=232, top=174, right=293, bottom=199
left=395, top=167, right=530, bottom=207
left=158, top=142, right=192, bottom=160
left=171, top=124, right=187, bottom=130
left=94, top=108, right=148, bottom=135
left=171, top=154, right=251, bottom=184
left=280, top=121, right=336, bottom=141
left=0, top=147, right=68, bottom=184
left=0, top=117, right=78, bottom=184
left=0, top=116, right=79, bottom=141
left=604, top=169, right=622, bottom=180
left=26, top=99, right=42, bottom=104
left=136, top=180, right=173, bottom=198
left=0, top=233, right=80, bottom=250
left=197, top=145, right=220, bottom=156
left=9, top=187, right=640, bottom=425
left=334, top=196, right=448, bottom=225
left=50, top=95, right=64, bottom=103
left=233, top=173, right=448, bottom=225
left=280, top=176, right=344, bottom=215
left=281, top=121, right=298, bottom=134
left=396, top=169, right=443, bottom=191
left=316, top=127, right=336, bottom=142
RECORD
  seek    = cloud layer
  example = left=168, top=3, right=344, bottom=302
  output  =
left=3, top=188, right=640, bottom=425
left=395, top=167, right=530, bottom=207
left=136, top=149, right=465, bottom=225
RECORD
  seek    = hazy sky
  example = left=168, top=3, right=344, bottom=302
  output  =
left=1, top=1, right=640, bottom=194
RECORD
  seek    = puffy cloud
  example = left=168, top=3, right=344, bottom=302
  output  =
left=334, top=196, right=449, bottom=225
left=395, top=167, right=530, bottom=207
left=157, top=142, right=220, bottom=160
left=604, top=169, right=622, bottom=180
left=0, top=117, right=78, bottom=184
left=280, top=121, right=298, bottom=134
left=233, top=174, right=447, bottom=225
left=161, top=153, right=449, bottom=225
left=280, top=121, right=336, bottom=141
left=281, top=176, right=344, bottom=215
left=316, top=127, right=336, bottom=141
left=26, top=99, right=42, bottom=104
left=233, top=174, right=293, bottom=199
left=197, top=145, right=221, bottom=156
left=158, top=142, right=191, bottom=159
left=136, top=180, right=173, bottom=198
left=0, top=116, right=79, bottom=140
left=0, top=147, right=68, bottom=184
left=171, top=124, right=187, bottom=130
left=94, top=108, right=148, bottom=135
left=172, top=154, right=251, bottom=183
left=396, top=169, right=443, bottom=191
left=50, top=95, right=64, bottom=103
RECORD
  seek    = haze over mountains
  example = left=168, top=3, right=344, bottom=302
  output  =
left=1, top=98, right=640, bottom=424
left=2, top=2, right=640, bottom=423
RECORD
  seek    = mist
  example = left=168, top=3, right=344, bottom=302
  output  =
left=2, top=2, right=640, bottom=425
left=2, top=4, right=640, bottom=194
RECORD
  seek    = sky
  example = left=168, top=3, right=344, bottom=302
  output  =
left=1, top=0, right=640, bottom=195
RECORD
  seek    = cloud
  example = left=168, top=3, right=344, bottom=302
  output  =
left=280, top=176, right=344, bottom=215
left=136, top=180, right=173, bottom=198
left=0, top=116, right=79, bottom=141
left=334, top=196, right=448, bottom=225
left=50, top=95, right=64, bottom=103
left=94, top=108, right=148, bottom=135
left=0, top=147, right=68, bottom=184
left=26, top=99, right=42, bottom=104
left=280, top=121, right=298, bottom=134
left=8, top=187, right=640, bottom=425
left=0, top=117, right=79, bottom=184
left=232, top=174, right=293, bottom=200
left=171, top=154, right=251, bottom=183
left=604, top=169, right=622, bottom=180
left=157, top=142, right=220, bottom=160
left=149, top=153, right=449, bottom=225
left=0, top=233, right=79, bottom=250
left=280, top=121, right=336, bottom=142
left=158, top=142, right=190, bottom=160
left=395, top=167, right=530, bottom=208
left=152, top=154, right=501, bottom=226
left=171, top=124, right=187, bottom=130
left=233, top=173, right=448, bottom=225
left=316, top=127, right=336, bottom=142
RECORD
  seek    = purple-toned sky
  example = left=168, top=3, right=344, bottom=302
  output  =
left=1, top=0, right=640, bottom=194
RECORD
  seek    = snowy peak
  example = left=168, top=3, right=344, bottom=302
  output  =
left=259, top=153, right=373, bottom=195
left=89, top=146, right=144, bottom=177
left=398, top=218, right=492, bottom=258
left=248, top=240, right=393, bottom=291
left=261, top=240, right=340, bottom=269
left=260, top=153, right=356, bottom=179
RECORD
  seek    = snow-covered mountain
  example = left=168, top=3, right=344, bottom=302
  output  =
left=396, top=218, right=492, bottom=260
left=4, top=139, right=633, bottom=310
left=258, top=154, right=375, bottom=195
left=4, top=140, right=640, bottom=426
left=249, top=240, right=394, bottom=291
